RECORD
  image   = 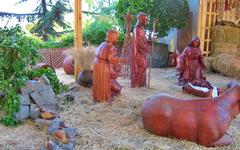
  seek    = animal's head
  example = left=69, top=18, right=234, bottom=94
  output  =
left=233, top=81, right=240, bottom=114
left=227, top=80, right=239, bottom=88
left=226, top=81, right=240, bottom=116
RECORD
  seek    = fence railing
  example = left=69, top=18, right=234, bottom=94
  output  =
left=39, top=48, right=66, bottom=68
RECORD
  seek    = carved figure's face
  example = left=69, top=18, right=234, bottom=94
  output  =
left=106, top=31, right=119, bottom=44
left=192, top=39, right=200, bottom=48
left=141, top=16, right=148, bottom=26
left=138, top=14, right=148, bottom=27
left=111, top=33, right=119, bottom=44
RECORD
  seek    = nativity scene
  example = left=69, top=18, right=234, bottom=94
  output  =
left=0, top=0, right=239, bottom=149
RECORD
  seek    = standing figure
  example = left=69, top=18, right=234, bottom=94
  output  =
left=176, top=36, right=211, bottom=88
left=92, top=30, right=127, bottom=102
left=131, top=12, right=149, bottom=88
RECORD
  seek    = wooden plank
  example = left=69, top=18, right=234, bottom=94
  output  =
left=201, top=0, right=207, bottom=53
left=206, top=1, right=213, bottom=56
left=74, top=0, right=83, bottom=81
left=197, top=0, right=203, bottom=39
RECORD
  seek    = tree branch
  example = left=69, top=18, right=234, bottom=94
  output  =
left=0, top=12, right=39, bottom=17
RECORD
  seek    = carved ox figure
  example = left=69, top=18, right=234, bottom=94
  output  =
left=141, top=81, right=240, bottom=147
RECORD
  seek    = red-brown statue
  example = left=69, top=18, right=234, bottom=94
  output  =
left=176, top=36, right=211, bottom=88
left=141, top=81, right=240, bottom=147
left=131, top=12, right=149, bottom=88
left=92, top=30, right=127, bottom=102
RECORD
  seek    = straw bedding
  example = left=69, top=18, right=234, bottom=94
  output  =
left=211, top=54, right=240, bottom=78
left=0, top=68, right=239, bottom=150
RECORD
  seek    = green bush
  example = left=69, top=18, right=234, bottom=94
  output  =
left=117, top=31, right=125, bottom=45
left=0, top=25, right=40, bottom=126
left=27, top=68, right=68, bottom=95
left=58, top=32, right=74, bottom=48
left=38, top=36, right=61, bottom=49
left=83, top=18, right=113, bottom=45
left=31, top=33, right=74, bottom=49
left=116, top=0, right=189, bottom=37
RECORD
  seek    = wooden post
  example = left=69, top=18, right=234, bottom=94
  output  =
left=197, top=0, right=203, bottom=51
left=74, top=0, right=83, bottom=81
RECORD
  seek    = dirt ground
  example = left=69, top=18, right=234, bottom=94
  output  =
left=0, top=68, right=239, bottom=150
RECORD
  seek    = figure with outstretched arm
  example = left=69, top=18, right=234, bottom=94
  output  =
left=92, top=29, right=127, bottom=102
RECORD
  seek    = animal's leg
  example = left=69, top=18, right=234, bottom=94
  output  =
left=209, top=134, right=232, bottom=147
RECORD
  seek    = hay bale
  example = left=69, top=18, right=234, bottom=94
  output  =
left=204, top=57, right=214, bottom=72
left=211, top=24, right=240, bottom=58
left=212, top=54, right=240, bottom=78
left=64, top=46, right=95, bottom=71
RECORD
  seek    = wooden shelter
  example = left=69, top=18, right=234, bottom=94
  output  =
left=178, top=0, right=239, bottom=56
left=197, top=0, right=239, bottom=56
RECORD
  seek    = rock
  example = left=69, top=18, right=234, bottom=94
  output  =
left=48, top=124, right=60, bottom=134
left=15, top=105, right=29, bottom=121
left=53, top=130, right=70, bottom=144
left=69, top=84, right=80, bottom=92
left=61, top=93, right=75, bottom=102
left=77, top=70, right=93, bottom=88
left=20, top=94, right=31, bottom=106
left=29, top=104, right=40, bottom=120
left=39, top=141, right=60, bottom=150
left=20, top=80, right=38, bottom=95
left=62, top=127, right=78, bottom=137
left=44, top=105, right=58, bottom=112
left=50, top=117, right=62, bottom=125
left=39, top=75, right=50, bottom=86
left=29, top=81, right=58, bottom=111
left=40, top=110, right=57, bottom=120
left=55, top=140, right=74, bottom=150
left=37, top=83, right=56, bottom=104
left=35, top=118, right=52, bottom=129
left=30, top=91, right=45, bottom=108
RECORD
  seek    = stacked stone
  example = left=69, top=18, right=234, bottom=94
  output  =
left=14, top=77, right=78, bottom=150
left=15, top=78, right=57, bottom=121
left=38, top=117, right=78, bottom=150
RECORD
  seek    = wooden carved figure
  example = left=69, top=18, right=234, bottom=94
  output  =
left=131, top=12, right=149, bottom=88
left=92, top=30, right=127, bottom=102
left=176, top=36, right=209, bottom=87
left=141, top=81, right=240, bottom=147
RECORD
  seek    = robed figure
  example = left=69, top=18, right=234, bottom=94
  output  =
left=131, top=12, right=149, bottom=88
left=93, top=30, right=127, bottom=102
left=177, top=36, right=215, bottom=97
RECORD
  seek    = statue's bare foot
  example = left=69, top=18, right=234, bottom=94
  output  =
left=209, top=134, right=232, bottom=147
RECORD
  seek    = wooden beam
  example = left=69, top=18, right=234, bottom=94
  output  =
left=197, top=0, right=203, bottom=49
left=74, top=0, right=83, bottom=81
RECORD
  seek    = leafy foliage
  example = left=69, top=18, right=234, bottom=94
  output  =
left=27, top=33, right=73, bottom=49
left=115, top=0, right=189, bottom=37
left=0, top=25, right=40, bottom=126
left=27, top=68, right=68, bottom=95
left=83, top=17, right=113, bottom=44
left=84, top=0, right=117, bottom=16
left=0, top=0, right=71, bottom=41
left=31, top=0, right=71, bottom=41
left=58, top=32, right=74, bottom=48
